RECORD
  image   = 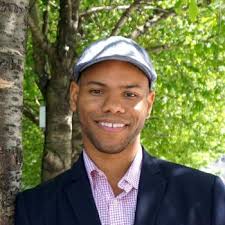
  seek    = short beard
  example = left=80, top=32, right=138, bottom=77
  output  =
left=77, top=108, right=145, bottom=155
left=80, top=120, right=143, bottom=155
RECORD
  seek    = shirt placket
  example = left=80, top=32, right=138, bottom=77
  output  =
left=108, top=185, right=132, bottom=225
left=108, top=197, right=124, bottom=225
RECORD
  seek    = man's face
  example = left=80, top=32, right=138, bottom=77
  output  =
left=70, top=60, right=155, bottom=155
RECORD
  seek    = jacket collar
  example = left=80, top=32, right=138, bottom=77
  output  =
left=64, top=154, right=102, bottom=225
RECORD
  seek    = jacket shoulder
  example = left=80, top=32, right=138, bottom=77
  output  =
left=18, top=157, right=83, bottom=202
left=144, top=150, right=217, bottom=186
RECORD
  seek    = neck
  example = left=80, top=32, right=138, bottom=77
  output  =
left=83, top=139, right=142, bottom=194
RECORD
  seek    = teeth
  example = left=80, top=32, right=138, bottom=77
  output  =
left=99, top=122, right=125, bottom=128
left=113, top=123, right=125, bottom=127
left=113, top=123, right=124, bottom=128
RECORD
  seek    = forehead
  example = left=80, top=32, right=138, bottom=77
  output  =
left=79, top=60, right=149, bottom=87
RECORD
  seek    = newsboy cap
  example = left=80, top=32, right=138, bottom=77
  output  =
left=73, top=36, right=157, bottom=89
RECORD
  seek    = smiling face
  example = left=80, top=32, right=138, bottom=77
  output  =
left=70, top=60, right=155, bottom=156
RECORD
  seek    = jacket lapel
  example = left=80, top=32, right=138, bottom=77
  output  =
left=134, top=149, right=167, bottom=225
left=64, top=155, right=101, bottom=225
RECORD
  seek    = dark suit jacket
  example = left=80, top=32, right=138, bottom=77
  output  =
left=15, top=148, right=225, bottom=225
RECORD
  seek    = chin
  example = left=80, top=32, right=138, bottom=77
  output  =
left=93, top=141, right=133, bottom=155
left=97, top=148, right=125, bottom=155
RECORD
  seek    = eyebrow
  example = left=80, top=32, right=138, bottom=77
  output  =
left=86, top=81, right=142, bottom=89
left=86, top=81, right=106, bottom=87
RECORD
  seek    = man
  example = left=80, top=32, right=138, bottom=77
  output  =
left=16, top=36, right=225, bottom=225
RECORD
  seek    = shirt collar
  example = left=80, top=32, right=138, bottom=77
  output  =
left=118, top=148, right=142, bottom=191
left=83, top=148, right=143, bottom=191
left=83, top=150, right=103, bottom=190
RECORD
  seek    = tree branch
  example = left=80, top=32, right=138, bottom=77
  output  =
left=68, top=0, right=80, bottom=68
left=42, top=0, right=50, bottom=35
left=58, top=0, right=73, bottom=33
left=79, top=5, right=155, bottom=19
left=49, top=1, right=59, bottom=9
left=111, top=0, right=143, bottom=36
left=80, top=5, right=129, bottom=18
left=57, top=0, right=73, bottom=46
left=23, top=104, right=39, bottom=126
left=71, top=0, right=80, bottom=33
left=28, top=16, right=55, bottom=58
left=148, top=44, right=170, bottom=53
left=28, top=2, right=52, bottom=97
left=130, top=8, right=175, bottom=39
left=56, top=0, right=80, bottom=69
left=147, top=32, right=218, bottom=54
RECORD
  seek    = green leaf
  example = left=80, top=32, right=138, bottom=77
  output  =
left=175, top=0, right=185, bottom=14
left=189, top=0, right=199, bottom=22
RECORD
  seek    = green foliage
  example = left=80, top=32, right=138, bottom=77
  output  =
left=189, top=0, right=198, bottom=22
left=22, top=34, right=44, bottom=190
left=22, top=117, right=43, bottom=190
left=140, top=1, right=225, bottom=168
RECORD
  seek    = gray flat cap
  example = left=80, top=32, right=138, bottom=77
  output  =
left=73, top=36, right=157, bottom=89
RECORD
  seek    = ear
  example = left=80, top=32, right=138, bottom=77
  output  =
left=146, top=91, right=155, bottom=119
left=70, top=81, right=79, bottom=112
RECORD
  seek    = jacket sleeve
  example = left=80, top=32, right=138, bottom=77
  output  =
left=212, top=176, right=225, bottom=225
left=15, top=192, right=30, bottom=225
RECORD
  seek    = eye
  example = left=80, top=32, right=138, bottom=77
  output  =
left=124, top=91, right=137, bottom=98
left=89, top=89, right=103, bottom=95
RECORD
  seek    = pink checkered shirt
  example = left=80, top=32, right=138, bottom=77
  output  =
left=83, top=149, right=142, bottom=225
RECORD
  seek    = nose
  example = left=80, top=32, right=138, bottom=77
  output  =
left=102, top=94, right=125, bottom=114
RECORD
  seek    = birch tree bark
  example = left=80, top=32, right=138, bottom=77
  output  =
left=0, top=1, right=29, bottom=224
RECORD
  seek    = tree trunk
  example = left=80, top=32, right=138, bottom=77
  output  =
left=28, top=0, right=83, bottom=181
left=71, top=113, right=82, bottom=164
left=41, top=70, right=73, bottom=181
left=0, top=1, right=28, bottom=224
left=41, top=68, right=83, bottom=181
